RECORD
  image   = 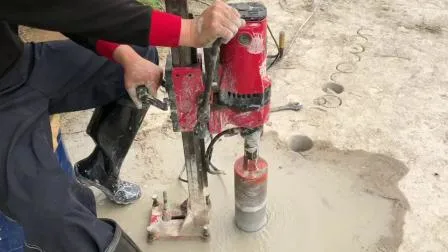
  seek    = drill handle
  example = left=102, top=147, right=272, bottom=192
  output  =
left=136, top=85, right=169, bottom=111
left=194, top=39, right=223, bottom=138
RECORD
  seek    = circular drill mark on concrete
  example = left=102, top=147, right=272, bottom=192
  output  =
left=288, top=135, right=314, bottom=152
left=322, top=82, right=345, bottom=94
left=336, top=62, right=356, bottom=73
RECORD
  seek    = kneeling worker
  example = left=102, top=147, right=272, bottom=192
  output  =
left=0, top=0, right=244, bottom=251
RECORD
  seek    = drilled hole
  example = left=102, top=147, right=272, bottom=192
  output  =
left=322, top=83, right=344, bottom=94
left=288, top=135, right=313, bottom=152
left=336, top=62, right=356, bottom=73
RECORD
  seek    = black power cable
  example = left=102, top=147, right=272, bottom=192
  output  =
left=205, top=128, right=242, bottom=175
left=267, top=24, right=281, bottom=70
left=178, top=128, right=242, bottom=183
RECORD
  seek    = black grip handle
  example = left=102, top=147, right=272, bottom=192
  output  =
left=136, top=86, right=169, bottom=111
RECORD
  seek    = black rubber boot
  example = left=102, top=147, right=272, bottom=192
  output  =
left=74, top=97, right=148, bottom=205
left=102, top=219, right=142, bottom=252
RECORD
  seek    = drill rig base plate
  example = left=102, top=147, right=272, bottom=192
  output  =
left=147, top=200, right=211, bottom=242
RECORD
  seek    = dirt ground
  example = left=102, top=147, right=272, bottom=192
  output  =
left=22, top=0, right=448, bottom=251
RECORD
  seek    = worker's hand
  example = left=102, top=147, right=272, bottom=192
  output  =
left=113, top=45, right=163, bottom=109
left=179, top=0, right=246, bottom=47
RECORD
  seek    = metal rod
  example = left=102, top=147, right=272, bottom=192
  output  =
left=195, top=39, right=222, bottom=138
left=165, top=0, right=194, bottom=66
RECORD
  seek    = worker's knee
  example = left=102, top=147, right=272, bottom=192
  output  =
left=15, top=203, right=105, bottom=251
left=8, top=186, right=94, bottom=239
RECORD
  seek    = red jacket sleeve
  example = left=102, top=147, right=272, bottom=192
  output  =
left=149, top=10, right=182, bottom=47
left=95, top=40, right=120, bottom=61
left=95, top=10, right=181, bottom=61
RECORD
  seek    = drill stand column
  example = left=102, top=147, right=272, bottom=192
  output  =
left=147, top=0, right=212, bottom=242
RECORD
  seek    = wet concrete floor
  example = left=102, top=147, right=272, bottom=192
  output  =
left=96, top=129, right=409, bottom=252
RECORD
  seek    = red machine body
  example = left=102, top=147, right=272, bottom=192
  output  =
left=170, top=2, right=271, bottom=133
left=219, top=18, right=270, bottom=96
left=171, top=66, right=204, bottom=132
left=148, top=1, right=271, bottom=241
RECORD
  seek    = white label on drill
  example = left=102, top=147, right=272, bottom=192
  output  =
left=248, top=33, right=264, bottom=54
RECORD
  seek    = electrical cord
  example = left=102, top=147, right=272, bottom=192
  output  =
left=178, top=128, right=242, bottom=183
left=267, top=24, right=281, bottom=70
left=283, top=0, right=321, bottom=56
left=192, top=0, right=286, bottom=70
left=205, top=127, right=242, bottom=175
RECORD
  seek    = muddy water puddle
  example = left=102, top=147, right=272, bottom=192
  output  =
left=97, top=131, right=408, bottom=252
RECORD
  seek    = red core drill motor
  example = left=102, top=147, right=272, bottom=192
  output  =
left=218, top=3, right=270, bottom=232
left=141, top=1, right=282, bottom=241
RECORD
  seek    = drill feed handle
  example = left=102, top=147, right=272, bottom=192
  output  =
left=136, top=85, right=169, bottom=111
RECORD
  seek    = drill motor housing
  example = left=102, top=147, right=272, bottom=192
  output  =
left=165, top=2, right=271, bottom=134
